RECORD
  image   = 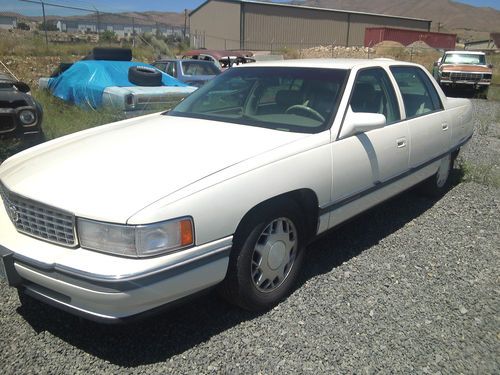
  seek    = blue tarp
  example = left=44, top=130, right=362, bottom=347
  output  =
left=47, top=60, right=187, bottom=108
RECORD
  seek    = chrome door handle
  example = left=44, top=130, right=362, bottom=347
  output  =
left=442, top=123, right=449, bottom=131
left=397, top=138, right=407, bottom=148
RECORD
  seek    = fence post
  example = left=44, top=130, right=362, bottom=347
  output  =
left=410, top=47, right=413, bottom=61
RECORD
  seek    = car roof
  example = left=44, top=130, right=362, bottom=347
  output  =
left=444, top=51, right=485, bottom=55
left=154, top=59, right=216, bottom=63
left=183, top=50, right=251, bottom=59
left=235, top=58, right=419, bottom=70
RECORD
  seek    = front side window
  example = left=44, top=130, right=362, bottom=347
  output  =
left=169, top=67, right=348, bottom=134
left=350, top=68, right=400, bottom=124
left=390, top=66, right=442, bottom=119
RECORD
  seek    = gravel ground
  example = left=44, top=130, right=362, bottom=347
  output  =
left=1, top=100, right=499, bottom=374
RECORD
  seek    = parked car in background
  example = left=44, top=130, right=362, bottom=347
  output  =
left=152, top=59, right=221, bottom=87
left=0, top=73, right=44, bottom=145
left=433, top=50, right=493, bottom=98
left=0, top=59, right=473, bottom=323
left=182, top=49, right=256, bottom=70
left=39, top=48, right=197, bottom=112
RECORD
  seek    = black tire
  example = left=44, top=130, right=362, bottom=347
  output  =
left=50, top=62, right=73, bottom=78
left=219, top=200, right=306, bottom=311
left=477, top=86, right=489, bottom=99
left=128, top=66, right=162, bottom=86
left=84, top=47, right=132, bottom=61
left=418, top=153, right=453, bottom=197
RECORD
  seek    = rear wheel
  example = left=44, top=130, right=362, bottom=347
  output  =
left=220, top=201, right=306, bottom=311
left=419, top=153, right=453, bottom=197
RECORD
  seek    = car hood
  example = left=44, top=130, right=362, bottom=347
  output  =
left=0, top=114, right=307, bottom=223
left=441, top=64, right=492, bottom=73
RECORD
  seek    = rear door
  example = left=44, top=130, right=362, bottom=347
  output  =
left=390, top=66, right=450, bottom=168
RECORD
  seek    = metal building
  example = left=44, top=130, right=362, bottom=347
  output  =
left=56, top=19, right=184, bottom=39
left=0, top=15, right=17, bottom=30
left=189, top=0, right=431, bottom=50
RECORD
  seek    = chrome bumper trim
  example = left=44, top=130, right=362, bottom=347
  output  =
left=12, top=236, right=233, bottom=292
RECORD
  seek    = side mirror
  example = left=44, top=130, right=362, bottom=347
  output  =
left=433, top=61, right=438, bottom=67
left=339, top=106, right=386, bottom=139
left=488, top=64, right=493, bottom=69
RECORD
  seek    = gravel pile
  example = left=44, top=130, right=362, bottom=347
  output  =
left=0, top=100, right=498, bottom=374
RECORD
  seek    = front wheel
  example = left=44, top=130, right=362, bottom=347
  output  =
left=219, top=201, right=306, bottom=311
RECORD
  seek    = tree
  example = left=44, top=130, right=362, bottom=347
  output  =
left=38, top=21, right=57, bottom=31
left=17, top=22, right=30, bottom=31
left=100, top=30, right=117, bottom=43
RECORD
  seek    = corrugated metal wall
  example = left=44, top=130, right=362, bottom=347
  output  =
left=190, top=1, right=431, bottom=50
left=243, top=3, right=348, bottom=50
left=189, top=0, right=241, bottom=49
left=364, top=27, right=456, bottom=49
left=348, top=14, right=429, bottom=46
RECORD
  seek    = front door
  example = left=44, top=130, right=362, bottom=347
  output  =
left=328, top=67, right=410, bottom=227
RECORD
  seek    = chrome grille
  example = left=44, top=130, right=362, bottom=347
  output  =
left=449, top=72, right=482, bottom=82
left=0, top=183, right=76, bottom=246
left=0, top=115, right=15, bottom=132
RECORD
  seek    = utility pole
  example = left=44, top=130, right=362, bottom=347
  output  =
left=41, top=1, right=48, bottom=45
left=96, top=10, right=100, bottom=34
left=184, top=9, right=187, bottom=38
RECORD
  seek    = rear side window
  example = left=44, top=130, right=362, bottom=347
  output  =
left=152, top=63, right=166, bottom=72
left=390, top=66, right=443, bottom=119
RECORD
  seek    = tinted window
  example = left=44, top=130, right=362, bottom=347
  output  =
left=390, top=66, right=442, bottom=119
left=166, top=62, right=176, bottom=77
left=169, top=67, right=348, bottom=134
left=181, top=61, right=220, bottom=76
left=350, top=68, right=400, bottom=124
left=152, top=63, right=167, bottom=72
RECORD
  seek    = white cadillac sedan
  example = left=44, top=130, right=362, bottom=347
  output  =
left=0, top=59, right=473, bottom=322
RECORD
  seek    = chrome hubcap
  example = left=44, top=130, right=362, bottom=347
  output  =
left=251, top=217, right=297, bottom=292
left=436, top=154, right=451, bottom=188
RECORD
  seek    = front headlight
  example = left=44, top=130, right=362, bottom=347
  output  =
left=18, top=109, right=37, bottom=126
left=77, top=217, right=194, bottom=257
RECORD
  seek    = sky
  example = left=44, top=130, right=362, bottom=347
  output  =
left=3, top=0, right=500, bottom=16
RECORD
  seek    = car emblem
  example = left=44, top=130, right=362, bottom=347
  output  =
left=8, top=204, right=20, bottom=223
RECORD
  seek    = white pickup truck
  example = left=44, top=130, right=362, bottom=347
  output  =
left=0, top=58, right=473, bottom=322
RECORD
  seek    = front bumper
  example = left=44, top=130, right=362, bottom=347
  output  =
left=0, top=105, right=43, bottom=140
left=439, top=80, right=490, bottom=87
left=0, top=203, right=231, bottom=322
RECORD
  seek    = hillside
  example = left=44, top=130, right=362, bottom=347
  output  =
left=291, top=0, right=499, bottom=39
left=5, top=11, right=185, bottom=27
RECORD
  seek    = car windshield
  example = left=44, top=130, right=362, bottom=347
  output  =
left=443, top=53, right=486, bottom=65
left=168, top=67, right=348, bottom=133
left=181, top=61, right=221, bottom=76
